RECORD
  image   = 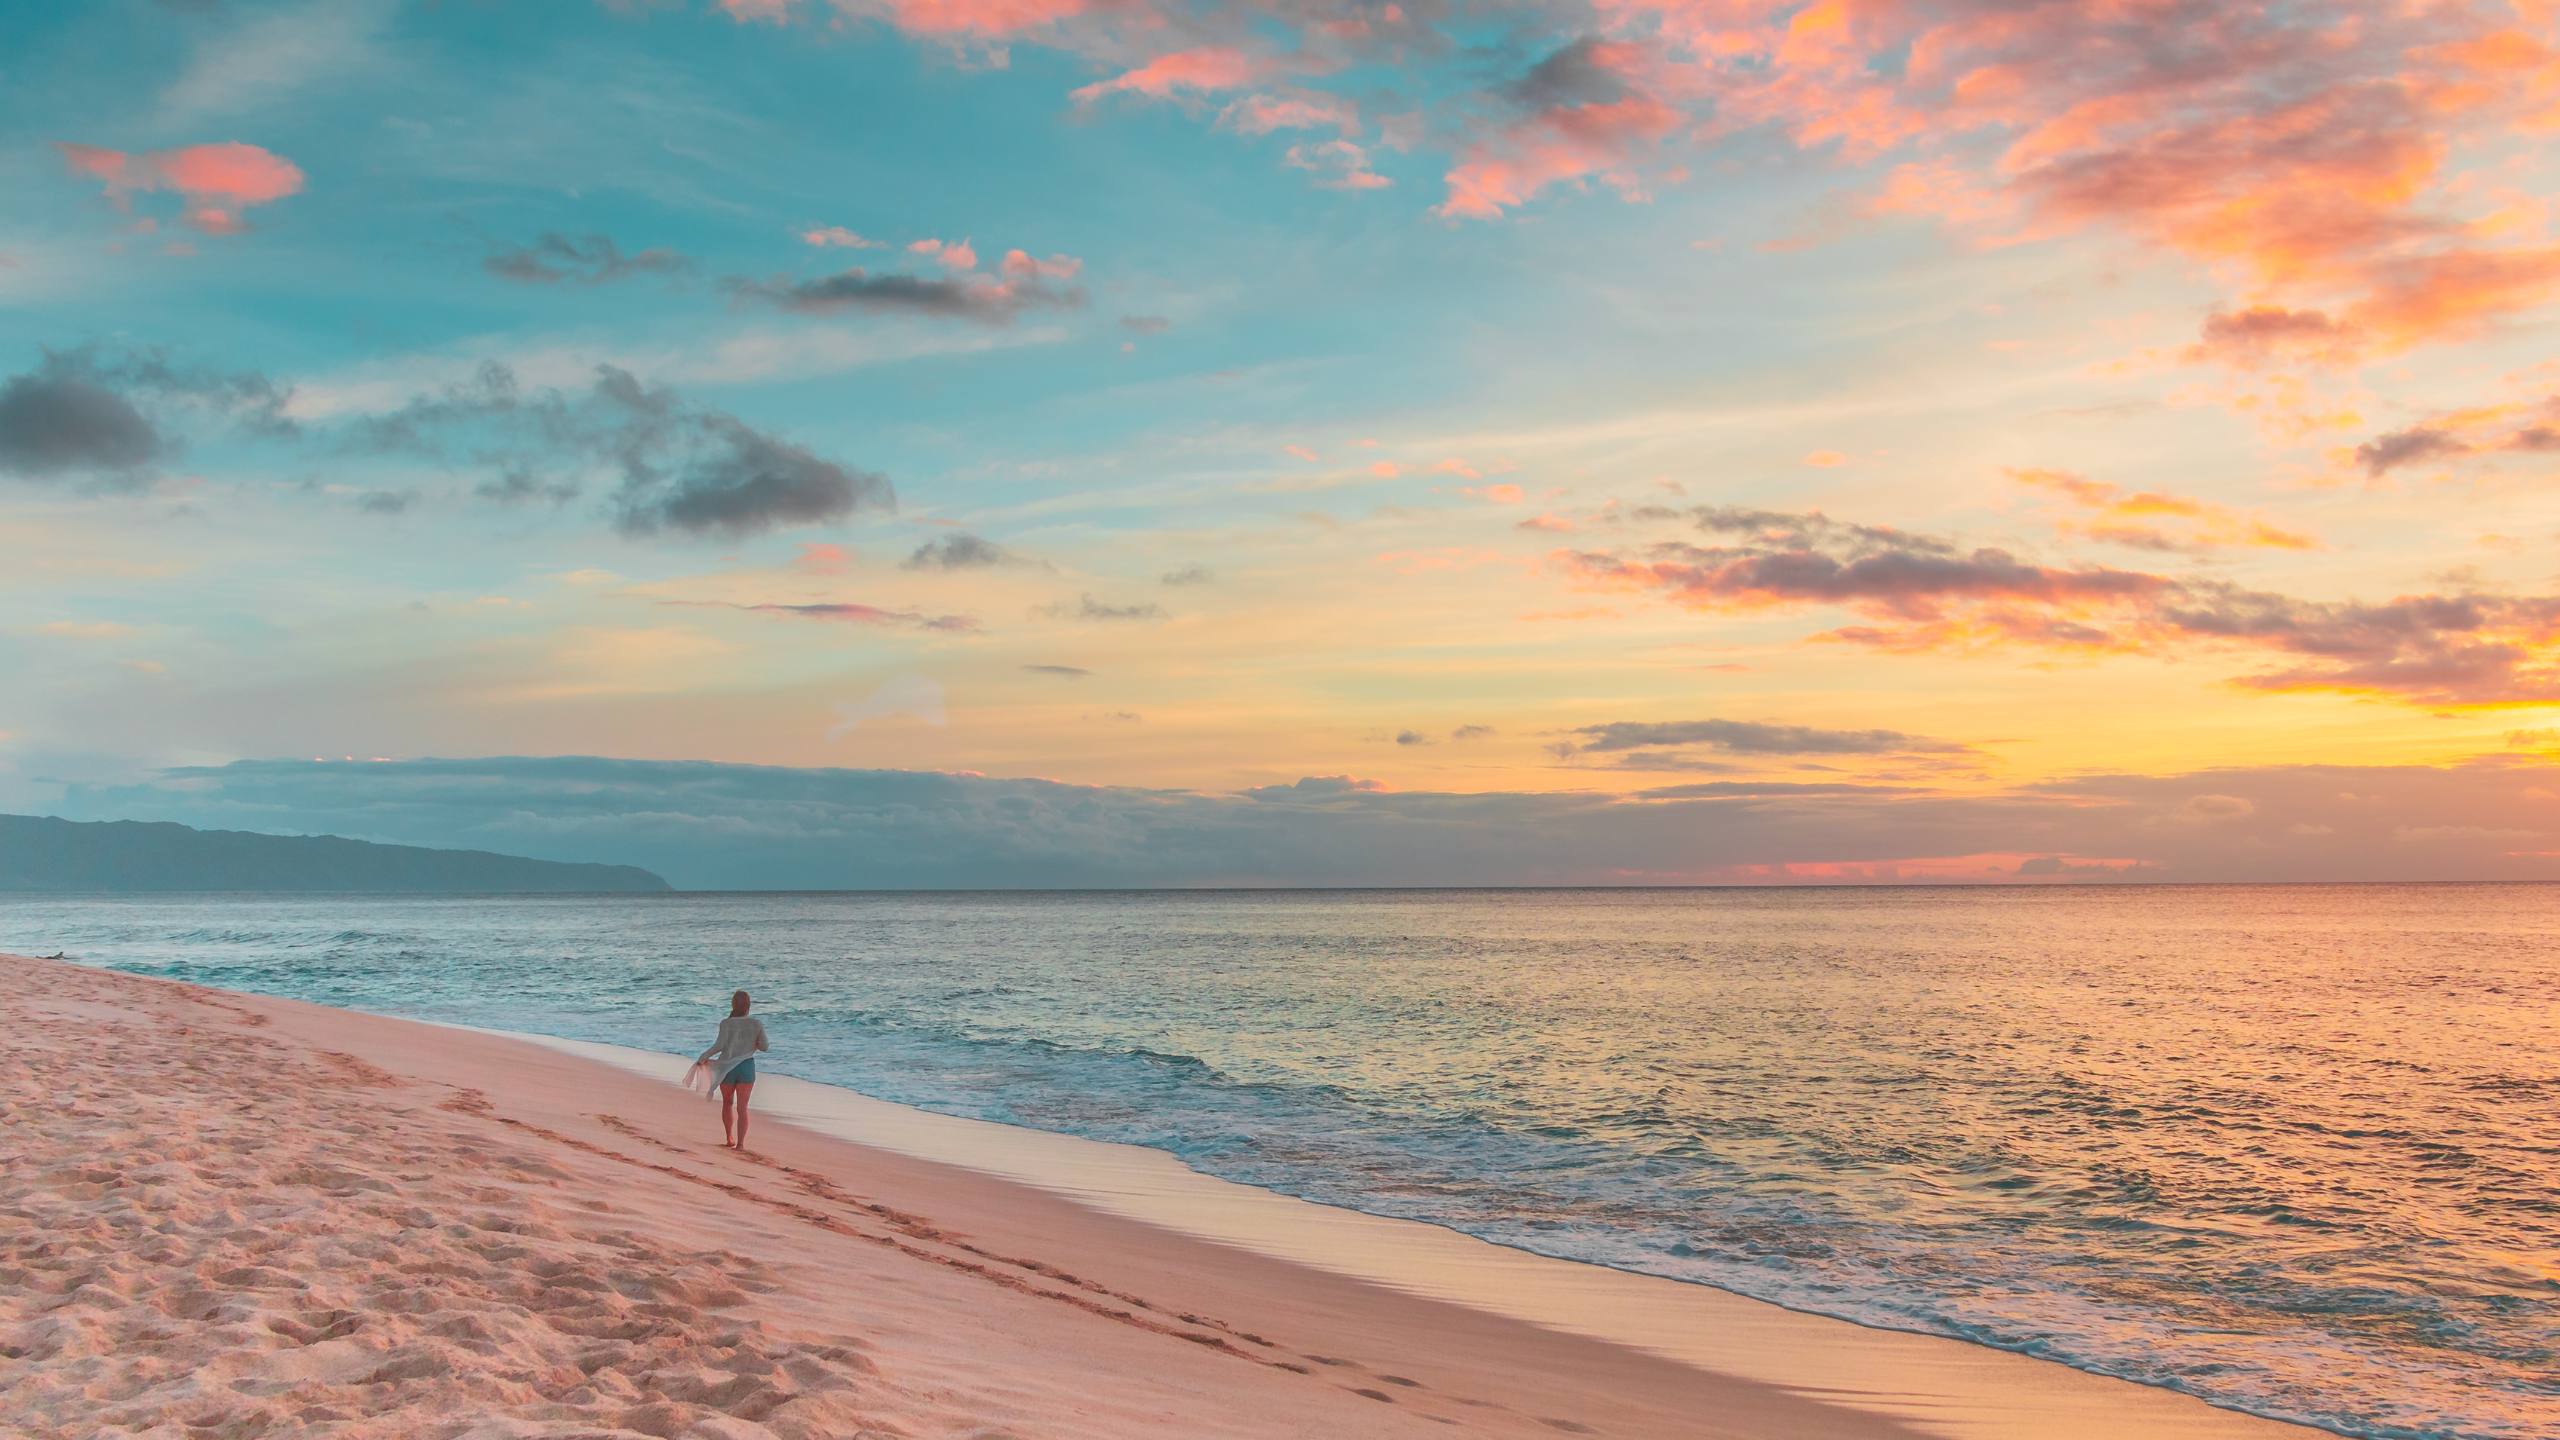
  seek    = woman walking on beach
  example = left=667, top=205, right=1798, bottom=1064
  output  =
left=697, top=990, right=769, bottom=1149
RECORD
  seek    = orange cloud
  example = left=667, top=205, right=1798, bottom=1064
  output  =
left=58, top=140, right=305, bottom=235
left=1464, top=483, right=1526, bottom=503
left=1802, top=450, right=1848, bottom=466
left=2006, top=468, right=2320, bottom=551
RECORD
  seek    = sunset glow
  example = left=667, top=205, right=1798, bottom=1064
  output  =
left=9, top=0, right=2560, bottom=882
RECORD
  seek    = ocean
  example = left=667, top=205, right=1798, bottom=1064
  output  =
left=8, top=885, right=2554, bottom=1439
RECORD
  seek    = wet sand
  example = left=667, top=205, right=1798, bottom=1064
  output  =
left=1, top=954, right=2323, bottom=1439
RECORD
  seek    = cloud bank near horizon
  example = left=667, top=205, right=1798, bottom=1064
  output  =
left=40, top=755, right=2560, bottom=891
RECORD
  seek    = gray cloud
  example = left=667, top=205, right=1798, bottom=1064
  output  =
left=726, top=268, right=1081, bottom=325
left=0, top=373, right=164, bottom=483
left=1024, top=664, right=1090, bottom=677
left=1564, top=718, right=1970, bottom=757
left=483, top=232, right=695, bottom=288
left=1501, top=38, right=1627, bottom=111
left=1161, top=564, right=1214, bottom=586
left=1039, top=594, right=1166, bottom=622
left=356, top=361, right=893, bottom=539
left=903, top=533, right=1013, bottom=570
left=475, top=465, right=580, bottom=505
left=47, top=755, right=2560, bottom=889
left=1395, top=730, right=1433, bottom=746
left=627, top=414, right=878, bottom=538
left=1119, top=315, right=1172, bottom=335
left=0, top=344, right=294, bottom=488
left=2354, top=425, right=2468, bottom=477
left=1451, top=725, right=1495, bottom=741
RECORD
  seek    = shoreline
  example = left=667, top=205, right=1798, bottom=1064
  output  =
left=6, top=953, right=2329, bottom=1440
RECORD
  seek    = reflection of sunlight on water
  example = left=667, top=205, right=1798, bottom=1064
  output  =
left=19, top=883, right=2559, bottom=1440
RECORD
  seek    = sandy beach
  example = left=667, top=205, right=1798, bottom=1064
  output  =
left=1, top=952, right=2330, bottom=1440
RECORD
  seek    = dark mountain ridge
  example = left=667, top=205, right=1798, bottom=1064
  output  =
left=0, top=814, right=671, bottom=893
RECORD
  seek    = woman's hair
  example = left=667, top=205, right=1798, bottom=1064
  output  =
left=731, top=990, right=751, bottom=1016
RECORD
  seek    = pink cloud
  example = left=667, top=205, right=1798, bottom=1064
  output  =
left=862, top=0, right=1089, bottom=40
left=1284, top=445, right=1320, bottom=461
left=801, top=226, right=888, bottom=249
left=705, top=0, right=2560, bottom=376
left=1464, top=483, right=1526, bottom=504
left=1802, top=450, right=1849, bottom=467
left=1001, top=249, right=1081, bottom=278
left=59, top=140, right=306, bottom=235
left=793, top=543, right=853, bottom=574
left=908, top=237, right=977, bottom=269
left=1369, top=460, right=1402, bottom=477
left=1435, top=457, right=1481, bottom=478
left=1220, top=90, right=1361, bottom=137
left=1072, top=46, right=1266, bottom=104
left=1518, top=514, right=1577, bottom=533
left=1438, top=41, right=1680, bottom=220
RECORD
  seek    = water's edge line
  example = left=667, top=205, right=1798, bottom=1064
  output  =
left=30, top=937, right=2344, bottom=1440
left=436, top=1019, right=2336, bottom=1440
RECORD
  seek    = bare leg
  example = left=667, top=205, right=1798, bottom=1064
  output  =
left=729, top=1082, right=753, bottom=1149
left=719, top=1084, right=739, bottom=1147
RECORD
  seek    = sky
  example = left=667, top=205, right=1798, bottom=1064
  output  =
left=9, top=0, right=2560, bottom=886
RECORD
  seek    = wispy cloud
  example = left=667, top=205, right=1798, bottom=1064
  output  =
left=665, top=599, right=976, bottom=631
left=482, top=232, right=696, bottom=287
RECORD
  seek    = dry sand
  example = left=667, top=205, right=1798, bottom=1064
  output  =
left=1, top=954, right=2325, bottom=1440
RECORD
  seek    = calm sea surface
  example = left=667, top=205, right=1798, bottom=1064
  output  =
left=7, top=885, right=2555, bottom=1438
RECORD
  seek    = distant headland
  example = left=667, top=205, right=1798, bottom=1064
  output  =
left=0, top=814, right=670, bottom=894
